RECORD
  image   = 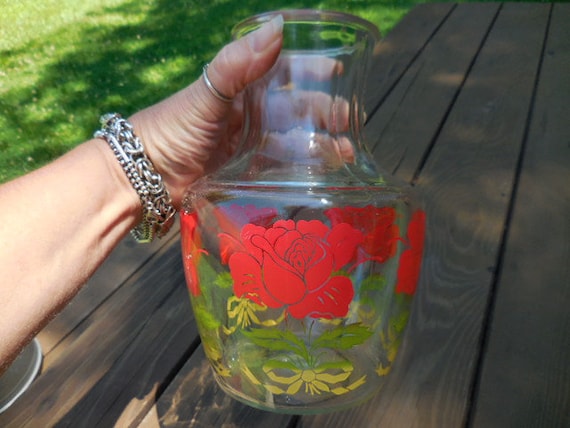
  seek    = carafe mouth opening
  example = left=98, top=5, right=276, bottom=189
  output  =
left=232, top=9, right=381, bottom=50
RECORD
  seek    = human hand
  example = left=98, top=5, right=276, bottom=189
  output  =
left=129, top=16, right=284, bottom=208
left=259, top=55, right=354, bottom=167
left=129, top=15, right=353, bottom=210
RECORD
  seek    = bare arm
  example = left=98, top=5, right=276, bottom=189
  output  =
left=0, top=16, right=284, bottom=371
left=0, top=139, right=140, bottom=368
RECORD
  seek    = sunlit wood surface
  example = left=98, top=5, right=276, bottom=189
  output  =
left=1, top=3, right=568, bottom=427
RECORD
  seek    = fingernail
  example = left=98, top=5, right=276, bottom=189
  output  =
left=247, top=15, right=284, bottom=53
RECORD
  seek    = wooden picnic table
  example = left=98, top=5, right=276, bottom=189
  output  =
left=1, top=2, right=568, bottom=427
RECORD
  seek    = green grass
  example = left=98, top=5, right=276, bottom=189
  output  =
left=0, top=0, right=422, bottom=183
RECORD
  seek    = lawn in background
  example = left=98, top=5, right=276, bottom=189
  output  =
left=0, top=0, right=421, bottom=183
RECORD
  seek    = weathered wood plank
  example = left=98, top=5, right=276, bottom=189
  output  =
left=141, top=346, right=295, bottom=427
left=368, top=2, right=500, bottom=181
left=0, top=237, right=193, bottom=427
left=299, top=3, right=551, bottom=427
left=375, top=3, right=551, bottom=427
left=363, top=2, right=454, bottom=117
left=57, top=280, right=196, bottom=427
left=4, top=4, right=566, bottom=428
left=37, top=224, right=179, bottom=355
left=472, top=4, right=570, bottom=427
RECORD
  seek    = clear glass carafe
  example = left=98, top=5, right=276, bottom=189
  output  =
left=181, top=9, right=425, bottom=414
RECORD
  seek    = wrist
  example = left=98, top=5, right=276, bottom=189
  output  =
left=91, top=137, right=142, bottom=227
left=94, top=113, right=176, bottom=242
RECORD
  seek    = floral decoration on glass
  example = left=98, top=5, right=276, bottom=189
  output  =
left=181, top=204, right=425, bottom=412
left=180, top=10, right=426, bottom=414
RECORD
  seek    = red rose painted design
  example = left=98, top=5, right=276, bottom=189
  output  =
left=228, top=219, right=364, bottom=319
left=181, top=211, right=204, bottom=296
left=325, top=205, right=400, bottom=264
left=214, top=205, right=278, bottom=264
left=395, top=210, right=426, bottom=295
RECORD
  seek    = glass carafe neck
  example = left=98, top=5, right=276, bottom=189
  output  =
left=218, top=10, right=381, bottom=186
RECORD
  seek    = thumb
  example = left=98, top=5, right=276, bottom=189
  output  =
left=200, top=15, right=284, bottom=104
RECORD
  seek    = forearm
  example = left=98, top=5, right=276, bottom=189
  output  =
left=0, top=14, right=284, bottom=372
left=0, top=138, right=140, bottom=369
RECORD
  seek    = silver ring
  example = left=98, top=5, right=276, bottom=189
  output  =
left=202, top=64, right=233, bottom=103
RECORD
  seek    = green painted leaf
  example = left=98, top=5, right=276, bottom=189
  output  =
left=215, top=271, right=233, bottom=289
left=242, top=328, right=308, bottom=357
left=390, top=309, right=410, bottom=335
left=361, top=274, right=387, bottom=293
left=332, top=270, right=350, bottom=277
left=360, top=274, right=387, bottom=306
left=197, top=256, right=218, bottom=286
left=193, top=304, right=221, bottom=330
left=312, top=323, right=373, bottom=350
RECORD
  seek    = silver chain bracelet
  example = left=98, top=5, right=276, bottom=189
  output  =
left=94, top=113, right=176, bottom=242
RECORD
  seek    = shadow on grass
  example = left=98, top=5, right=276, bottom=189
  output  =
left=0, top=0, right=419, bottom=182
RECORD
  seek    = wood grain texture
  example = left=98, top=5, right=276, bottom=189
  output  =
left=369, top=3, right=500, bottom=181
left=143, top=346, right=295, bottom=428
left=300, top=3, right=551, bottom=428
left=363, top=2, right=454, bottom=117
left=37, top=224, right=179, bottom=355
left=3, top=4, right=568, bottom=428
left=383, top=4, right=551, bottom=427
left=472, top=4, right=570, bottom=427
left=59, top=283, right=196, bottom=427
left=0, top=237, right=193, bottom=427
